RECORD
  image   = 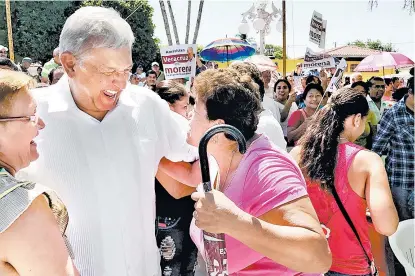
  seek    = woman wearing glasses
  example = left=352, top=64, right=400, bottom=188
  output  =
left=0, top=71, right=79, bottom=275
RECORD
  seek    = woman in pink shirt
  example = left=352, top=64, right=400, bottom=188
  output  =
left=290, top=88, right=398, bottom=276
left=188, top=68, right=332, bottom=275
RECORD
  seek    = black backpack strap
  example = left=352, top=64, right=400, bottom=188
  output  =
left=331, top=186, right=372, bottom=268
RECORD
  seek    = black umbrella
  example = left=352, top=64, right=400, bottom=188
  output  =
left=198, top=124, right=247, bottom=275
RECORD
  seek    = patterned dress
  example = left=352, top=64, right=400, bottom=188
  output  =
left=0, top=167, right=73, bottom=258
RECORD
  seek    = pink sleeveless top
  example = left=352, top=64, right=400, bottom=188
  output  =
left=306, top=142, right=372, bottom=275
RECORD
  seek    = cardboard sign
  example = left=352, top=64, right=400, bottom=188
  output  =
left=160, top=44, right=197, bottom=80
left=303, top=47, right=335, bottom=70
left=326, top=58, right=347, bottom=92
left=309, top=11, right=326, bottom=49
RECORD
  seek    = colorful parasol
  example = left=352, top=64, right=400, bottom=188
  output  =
left=200, top=38, right=256, bottom=65
left=354, top=52, right=414, bottom=74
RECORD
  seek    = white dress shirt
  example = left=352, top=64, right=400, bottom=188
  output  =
left=276, top=101, right=298, bottom=137
left=18, top=76, right=197, bottom=276
left=262, top=95, right=281, bottom=123
left=257, top=110, right=287, bottom=151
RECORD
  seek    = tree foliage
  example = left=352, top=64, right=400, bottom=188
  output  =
left=0, top=1, right=73, bottom=63
left=0, top=0, right=159, bottom=67
left=81, top=0, right=159, bottom=68
left=348, top=39, right=397, bottom=52
left=264, top=44, right=284, bottom=59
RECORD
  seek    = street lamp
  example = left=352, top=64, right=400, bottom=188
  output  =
left=239, top=1, right=282, bottom=55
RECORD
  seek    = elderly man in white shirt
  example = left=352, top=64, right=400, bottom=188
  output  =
left=18, top=7, right=198, bottom=276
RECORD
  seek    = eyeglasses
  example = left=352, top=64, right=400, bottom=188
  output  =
left=0, top=115, right=38, bottom=124
left=373, top=85, right=385, bottom=89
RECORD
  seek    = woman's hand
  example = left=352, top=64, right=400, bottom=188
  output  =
left=287, top=91, right=297, bottom=103
left=191, top=189, right=242, bottom=234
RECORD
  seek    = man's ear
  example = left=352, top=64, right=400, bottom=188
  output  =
left=60, top=52, right=77, bottom=78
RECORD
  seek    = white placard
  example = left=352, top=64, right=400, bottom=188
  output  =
left=303, top=47, right=335, bottom=70
left=326, top=58, right=347, bottom=92
left=160, top=44, right=197, bottom=80
left=309, top=11, right=326, bottom=49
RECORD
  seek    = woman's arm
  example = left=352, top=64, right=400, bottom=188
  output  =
left=158, top=157, right=201, bottom=187
left=287, top=118, right=308, bottom=143
left=280, top=92, right=296, bottom=122
left=192, top=190, right=331, bottom=273
left=356, top=150, right=398, bottom=236
left=156, top=168, right=196, bottom=199
left=0, top=196, right=79, bottom=276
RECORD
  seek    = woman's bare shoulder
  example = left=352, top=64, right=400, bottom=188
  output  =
left=289, top=146, right=302, bottom=164
left=351, top=149, right=384, bottom=172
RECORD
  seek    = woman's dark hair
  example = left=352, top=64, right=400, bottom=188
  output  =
left=407, top=77, right=414, bottom=94
left=384, top=78, right=392, bottom=86
left=48, top=67, right=64, bottom=84
left=298, top=87, right=369, bottom=192
left=155, top=80, right=187, bottom=104
left=0, top=57, right=19, bottom=71
left=205, top=83, right=261, bottom=141
left=147, top=70, right=157, bottom=77
left=274, top=79, right=291, bottom=94
left=189, top=95, right=195, bottom=106
left=351, top=81, right=369, bottom=94
left=392, top=87, right=409, bottom=101
left=302, top=83, right=324, bottom=101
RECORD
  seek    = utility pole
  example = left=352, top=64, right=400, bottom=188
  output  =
left=282, top=0, right=286, bottom=77
left=5, top=0, right=14, bottom=62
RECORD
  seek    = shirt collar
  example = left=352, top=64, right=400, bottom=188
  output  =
left=46, top=74, right=77, bottom=113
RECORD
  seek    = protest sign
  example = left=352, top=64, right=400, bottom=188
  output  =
left=160, top=44, right=197, bottom=80
left=303, top=47, right=335, bottom=70
left=326, top=58, right=347, bottom=92
left=293, top=76, right=303, bottom=94
left=309, top=11, right=326, bottom=49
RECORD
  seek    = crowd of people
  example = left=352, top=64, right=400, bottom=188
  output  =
left=0, top=5, right=413, bottom=276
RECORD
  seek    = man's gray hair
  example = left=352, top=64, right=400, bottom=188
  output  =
left=59, top=6, right=135, bottom=57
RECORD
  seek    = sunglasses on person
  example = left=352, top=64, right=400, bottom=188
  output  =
left=372, top=85, right=385, bottom=89
left=0, top=115, right=39, bottom=124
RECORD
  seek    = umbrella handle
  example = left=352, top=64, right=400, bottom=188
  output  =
left=198, top=125, right=247, bottom=191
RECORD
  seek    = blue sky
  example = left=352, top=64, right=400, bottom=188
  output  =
left=149, top=0, right=415, bottom=60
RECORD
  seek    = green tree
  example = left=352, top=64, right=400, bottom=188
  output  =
left=0, top=1, right=73, bottom=63
left=348, top=39, right=396, bottom=52
left=81, top=0, right=159, bottom=68
left=264, top=44, right=284, bottom=59
left=0, top=0, right=159, bottom=67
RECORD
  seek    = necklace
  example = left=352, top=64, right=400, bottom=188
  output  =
left=339, top=137, right=350, bottom=143
left=219, top=149, right=236, bottom=192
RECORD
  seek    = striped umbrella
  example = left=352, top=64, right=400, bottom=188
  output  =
left=200, top=38, right=256, bottom=65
